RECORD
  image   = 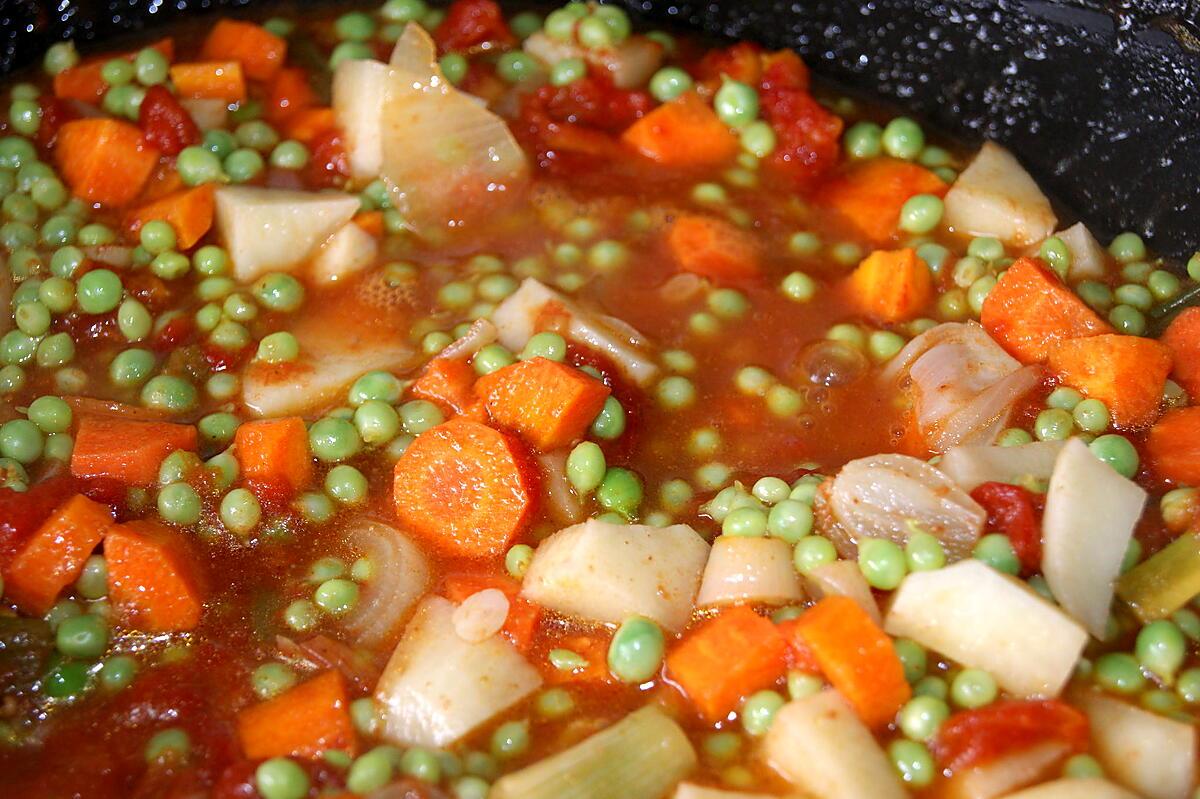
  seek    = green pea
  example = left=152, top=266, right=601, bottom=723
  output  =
left=702, top=730, right=742, bottom=763
left=882, top=117, right=924, bottom=160
left=326, top=465, right=368, bottom=505
left=220, top=488, right=262, bottom=536
left=604, top=615, right=665, bottom=684
left=99, top=655, right=138, bottom=691
left=255, top=757, right=309, bottom=799
left=139, top=219, right=176, bottom=254
left=1034, top=408, right=1073, bottom=441
left=1135, top=620, right=1186, bottom=683
left=972, top=533, right=1021, bottom=576
left=519, top=331, right=567, bottom=362
left=505, top=544, right=534, bottom=580
left=1094, top=652, right=1147, bottom=694
left=1108, top=304, right=1146, bottom=336
left=751, top=476, right=789, bottom=504
left=348, top=370, right=401, bottom=406
left=789, top=231, right=822, bottom=256
left=253, top=331, right=298, bottom=363
left=1147, top=269, right=1181, bottom=302
left=439, top=53, right=469, bottom=85
left=781, top=271, right=817, bottom=302
left=566, top=441, right=606, bottom=494
left=23, top=395, right=68, bottom=435
left=347, top=747, right=396, bottom=794
left=252, top=662, right=298, bottom=700
left=497, top=52, right=542, bottom=83
left=723, top=505, right=768, bottom=537
left=56, top=613, right=108, bottom=658
left=714, top=78, right=759, bottom=129
left=397, top=400, right=443, bottom=436
left=760, top=499, right=811, bottom=544
left=36, top=332, right=75, bottom=369
left=0, top=418, right=43, bottom=464
left=490, top=720, right=530, bottom=759
left=158, top=482, right=201, bottom=525
left=894, top=638, right=927, bottom=684
left=348, top=400, right=397, bottom=446
left=898, top=194, right=944, bottom=234
left=75, top=555, right=108, bottom=600
left=117, top=298, right=153, bottom=342
left=0, top=365, right=24, bottom=395
left=77, top=268, right=123, bottom=314
left=282, top=599, right=318, bottom=632
left=38, top=276, right=75, bottom=313
left=548, top=56, right=587, bottom=87
left=43, top=41, right=80, bottom=75
left=43, top=660, right=90, bottom=698
left=1177, top=668, right=1200, bottom=704
left=314, top=578, right=359, bottom=615
left=77, top=223, right=115, bottom=247
left=590, top=396, right=625, bottom=439
left=869, top=330, right=907, bottom=362
left=649, top=66, right=694, bottom=102
left=950, top=668, right=998, bottom=708
left=1108, top=232, right=1146, bottom=263
left=889, top=739, right=935, bottom=787
left=1089, top=434, right=1139, bottom=478
left=720, top=689, right=779, bottom=739
left=1072, top=398, right=1110, bottom=433
left=472, top=344, right=515, bottom=376
left=793, top=535, right=837, bottom=574
left=177, top=146, right=225, bottom=186
left=308, top=417, right=362, bottom=462
left=858, top=538, right=907, bottom=589
left=656, top=376, right=696, bottom=410
left=236, top=120, right=280, bottom=153
left=224, top=148, right=264, bottom=183
left=596, top=467, right=643, bottom=517
left=898, top=695, right=949, bottom=740
left=109, top=349, right=155, bottom=387
left=141, top=375, right=197, bottom=413
left=1, top=330, right=37, bottom=366
left=904, top=531, right=946, bottom=572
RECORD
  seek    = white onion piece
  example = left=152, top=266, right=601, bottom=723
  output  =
left=389, top=22, right=439, bottom=76
left=1056, top=222, right=1108, bottom=281
left=493, top=278, right=659, bottom=387
left=179, top=98, right=228, bottom=130
left=823, top=453, right=985, bottom=560
left=537, top=450, right=584, bottom=527
left=309, top=221, right=378, bottom=285
left=342, top=517, right=431, bottom=645
left=943, top=141, right=1057, bottom=247
left=696, top=536, right=803, bottom=607
left=381, top=25, right=527, bottom=235
left=452, top=588, right=510, bottom=643
left=332, top=58, right=390, bottom=182
left=523, top=31, right=664, bottom=89
left=939, top=741, right=1070, bottom=799
left=938, top=440, right=1065, bottom=492
left=801, top=559, right=881, bottom=624
left=438, top=317, right=498, bottom=361
left=1002, top=778, right=1140, bottom=799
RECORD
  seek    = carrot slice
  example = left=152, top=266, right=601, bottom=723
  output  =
left=234, top=417, right=313, bottom=497
left=265, top=67, right=317, bottom=123
left=71, top=416, right=198, bottom=486
left=1146, top=407, right=1200, bottom=485
left=1161, top=307, right=1200, bottom=401
left=1, top=494, right=113, bottom=614
left=55, top=119, right=160, bottom=207
left=410, top=358, right=478, bottom=416
left=667, top=213, right=761, bottom=281
left=126, top=184, right=215, bottom=250
left=392, top=419, right=538, bottom=558
left=105, top=519, right=204, bottom=632
left=169, top=61, right=247, bottom=102
left=478, top=357, right=611, bottom=451
left=665, top=606, right=787, bottom=722
left=844, top=247, right=932, bottom=323
left=621, top=93, right=740, bottom=166
left=200, top=19, right=287, bottom=82
left=980, top=256, right=1113, bottom=363
left=787, top=596, right=911, bottom=728
left=1048, top=334, right=1171, bottom=429
left=442, top=573, right=541, bottom=651
left=236, top=670, right=357, bottom=760
left=820, top=158, right=947, bottom=243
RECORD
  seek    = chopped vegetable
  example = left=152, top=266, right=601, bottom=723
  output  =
left=477, top=357, right=610, bottom=451
left=332, top=58, right=389, bottom=181
left=1145, top=406, right=1200, bottom=484
left=980, top=257, right=1112, bottom=363
left=310, top=221, right=378, bottom=284
left=665, top=606, right=786, bottom=722
left=443, top=573, right=540, bottom=651
left=237, top=669, right=357, bottom=759
left=1047, top=334, right=1171, bottom=429
left=1055, top=222, right=1107, bottom=281
left=1160, top=306, right=1200, bottom=400
left=199, top=18, right=287, bottom=81
left=1116, top=530, right=1200, bottom=622
left=942, top=141, right=1057, bottom=247
left=844, top=248, right=932, bottom=323
left=666, top=214, right=761, bottom=281
left=820, top=158, right=947, bottom=243
left=392, top=419, right=538, bottom=558
left=971, top=482, right=1042, bottom=574
left=71, top=416, right=198, bottom=486
left=939, top=742, right=1077, bottom=799
left=168, top=61, right=247, bottom=101
left=521, top=519, right=709, bottom=633
left=801, top=559, right=882, bottom=624
left=126, top=184, right=216, bottom=250
left=410, top=357, right=479, bottom=417
left=1001, top=779, right=1140, bottom=799
left=932, top=700, right=1088, bottom=776
left=56, top=119, right=160, bottom=207
left=105, top=519, right=204, bottom=632
left=234, top=417, right=313, bottom=497
left=621, top=93, right=739, bottom=166
left=938, top=441, right=1064, bottom=492
left=695, top=536, right=803, bottom=607
left=341, top=518, right=430, bottom=645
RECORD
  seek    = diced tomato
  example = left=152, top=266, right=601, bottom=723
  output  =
left=760, top=50, right=810, bottom=93
left=434, top=0, right=515, bottom=52
left=760, top=83, right=842, bottom=189
left=0, top=475, right=80, bottom=569
left=152, top=313, right=196, bottom=352
left=518, top=75, right=652, bottom=174
left=138, top=85, right=201, bottom=157
left=932, top=699, right=1090, bottom=773
left=971, top=482, right=1042, bottom=574
left=202, top=342, right=252, bottom=373
left=36, top=96, right=79, bottom=150
left=305, top=129, right=349, bottom=189
left=695, top=42, right=764, bottom=86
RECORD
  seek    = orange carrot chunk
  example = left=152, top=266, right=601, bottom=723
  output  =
left=2, top=494, right=113, bottom=615
left=980, top=256, right=1113, bottom=363
left=237, top=670, right=357, bottom=760
left=284, top=107, right=336, bottom=144
left=265, top=66, right=317, bottom=123
left=234, top=417, right=313, bottom=497
left=820, top=158, right=947, bottom=243
left=1161, top=307, right=1200, bottom=401
left=56, top=119, right=160, bottom=207
left=1048, top=334, right=1171, bottom=429
left=126, top=184, right=215, bottom=250
left=442, top=573, right=542, bottom=651
left=105, top=519, right=204, bottom=632
left=665, top=606, right=787, bottom=722
left=844, top=247, right=932, bottom=323
left=478, top=357, right=611, bottom=452
left=788, top=596, right=911, bottom=728
left=392, top=419, right=538, bottom=558
left=621, top=93, right=740, bottom=166
left=410, top=358, right=479, bottom=417
left=1147, top=407, right=1200, bottom=485
left=667, top=213, right=761, bottom=281
left=200, top=19, right=288, bottom=82
left=71, top=416, right=198, bottom=486
left=169, top=61, right=247, bottom=102
left=53, top=62, right=108, bottom=103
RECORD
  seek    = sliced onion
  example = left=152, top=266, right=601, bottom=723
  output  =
left=537, top=450, right=585, bottom=526
left=438, top=317, right=498, bottom=361
left=801, top=559, right=882, bottom=624
left=389, top=22, right=439, bottom=77
left=179, top=98, right=228, bottom=130
left=310, top=221, right=378, bottom=285
left=452, top=588, right=510, bottom=643
left=696, top=536, right=803, bottom=607
left=822, top=453, right=986, bottom=560
left=381, top=25, right=527, bottom=236
left=523, top=32, right=664, bottom=89
left=341, top=517, right=431, bottom=645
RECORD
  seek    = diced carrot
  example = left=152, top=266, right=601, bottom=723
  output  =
left=53, top=62, right=107, bottom=103
left=352, top=211, right=384, bottom=238
left=105, top=519, right=204, bottom=632
left=667, top=213, right=761, bottom=281
left=774, top=618, right=822, bottom=674
left=980, top=257, right=1113, bottom=363
left=126, top=184, right=215, bottom=250
left=543, top=634, right=613, bottom=685
left=1146, top=407, right=1200, bottom=485
left=284, top=107, right=336, bottom=144
left=787, top=596, right=911, bottom=728
left=0, top=475, right=78, bottom=570
left=200, top=19, right=287, bottom=82
left=1048, top=334, right=1171, bottom=429
left=265, top=67, right=317, bottom=123
left=56, top=119, right=160, bottom=207
left=1161, top=307, right=1200, bottom=401
left=65, top=396, right=168, bottom=424
left=1, top=494, right=113, bottom=615
left=392, top=419, right=538, bottom=558
left=236, top=670, right=357, bottom=760
left=620, top=93, right=740, bottom=166
left=478, top=357, right=611, bottom=452
left=234, top=417, right=313, bottom=497
left=410, top=358, right=478, bottom=417
left=71, top=416, right=198, bottom=486
left=665, top=607, right=787, bottom=722
left=820, top=158, right=947, bottom=243
left=844, top=247, right=932, bottom=323
left=442, top=573, right=542, bottom=651
left=168, top=61, right=247, bottom=102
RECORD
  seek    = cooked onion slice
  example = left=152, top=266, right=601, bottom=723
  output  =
left=341, top=517, right=431, bottom=645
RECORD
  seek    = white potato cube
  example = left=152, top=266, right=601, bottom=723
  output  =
left=943, top=142, right=1057, bottom=247
left=696, top=536, right=803, bottom=608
